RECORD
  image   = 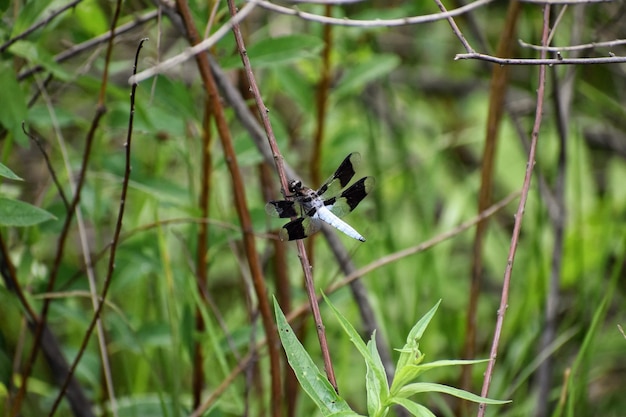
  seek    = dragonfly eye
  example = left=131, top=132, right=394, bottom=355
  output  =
left=288, top=180, right=301, bottom=193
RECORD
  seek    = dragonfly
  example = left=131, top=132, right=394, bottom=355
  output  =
left=266, top=152, right=375, bottom=242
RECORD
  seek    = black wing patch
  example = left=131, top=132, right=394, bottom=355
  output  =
left=323, top=176, right=374, bottom=217
left=317, top=152, right=361, bottom=197
left=279, top=216, right=322, bottom=241
left=265, top=200, right=298, bottom=218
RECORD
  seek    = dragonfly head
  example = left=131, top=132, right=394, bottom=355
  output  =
left=288, top=180, right=302, bottom=194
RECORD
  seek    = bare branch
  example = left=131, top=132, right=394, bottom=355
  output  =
left=251, top=0, right=496, bottom=26
left=519, top=37, right=626, bottom=52
left=520, top=0, right=611, bottom=3
left=455, top=51, right=626, bottom=64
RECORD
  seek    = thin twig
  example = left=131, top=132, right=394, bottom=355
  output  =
left=432, top=0, right=475, bottom=53
left=519, top=37, right=626, bottom=52
left=521, top=0, right=609, bottom=3
left=477, top=5, right=551, bottom=417
left=535, top=6, right=582, bottom=414
left=455, top=52, right=626, bottom=64
left=21, top=123, right=70, bottom=211
left=251, top=0, right=496, bottom=26
left=459, top=3, right=521, bottom=412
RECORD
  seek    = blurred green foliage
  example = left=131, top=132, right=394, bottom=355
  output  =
left=0, top=1, right=624, bottom=417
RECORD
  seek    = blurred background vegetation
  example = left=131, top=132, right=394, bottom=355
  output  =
left=0, top=1, right=625, bottom=416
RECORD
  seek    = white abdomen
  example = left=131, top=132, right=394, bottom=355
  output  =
left=314, top=206, right=366, bottom=242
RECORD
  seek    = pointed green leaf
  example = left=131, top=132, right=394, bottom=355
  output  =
left=0, top=163, right=22, bottom=181
left=9, top=41, right=71, bottom=81
left=414, top=358, right=491, bottom=374
left=0, top=62, right=28, bottom=145
left=396, top=301, right=441, bottom=376
left=398, top=382, right=510, bottom=405
left=274, top=298, right=353, bottom=416
left=366, top=335, right=387, bottom=417
left=393, top=358, right=491, bottom=391
left=0, top=198, right=56, bottom=227
left=323, top=295, right=389, bottom=416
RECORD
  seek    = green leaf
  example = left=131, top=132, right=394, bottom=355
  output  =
left=366, top=336, right=389, bottom=417
left=334, top=54, right=400, bottom=98
left=389, top=398, right=436, bottom=417
left=73, top=0, right=108, bottom=36
left=323, top=295, right=389, bottom=417
left=412, top=358, right=491, bottom=373
left=0, top=163, right=22, bottom=181
left=9, top=41, right=71, bottom=81
left=393, top=359, right=490, bottom=390
left=0, top=62, right=28, bottom=145
left=0, top=198, right=56, bottom=227
left=222, top=35, right=324, bottom=69
left=11, top=0, right=52, bottom=36
left=398, top=382, right=510, bottom=405
left=395, top=301, right=441, bottom=378
left=274, top=298, right=353, bottom=416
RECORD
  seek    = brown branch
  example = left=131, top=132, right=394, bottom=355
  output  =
left=21, top=123, right=70, bottom=211
left=455, top=52, right=626, bottom=64
left=225, top=0, right=339, bottom=394
left=477, top=5, right=551, bottom=417
left=193, top=96, right=213, bottom=408
left=173, top=1, right=283, bottom=416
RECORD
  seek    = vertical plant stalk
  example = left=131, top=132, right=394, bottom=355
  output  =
left=193, top=97, right=213, bottom=408
left=305, top=2, right=334, bottom=273
left=460, top=0, right=521, bottom=406
left=310, top=3, right=333, bottom=188
left=46, top=37, right=148, bottom=417
left=225, top=0, right=339, bottom=392
left=535, top=6, right=581, bottom=410
left=174, top=1, right=284, bottom=415
left=477, top=5, right=550, bottom=417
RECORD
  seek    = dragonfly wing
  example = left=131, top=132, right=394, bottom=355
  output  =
left=317, top=152, right=361, bottom=197
left=266, top=200, right=298, bottom=218
left=324, top=176, right=375, bottom=218
left=279, top=216, right=323, bottom=241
